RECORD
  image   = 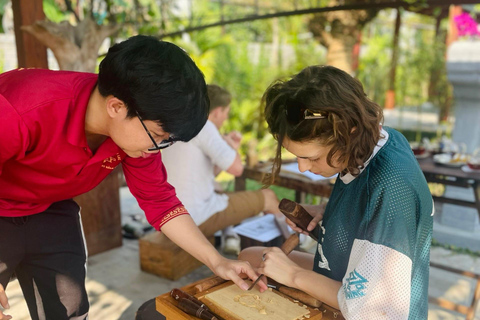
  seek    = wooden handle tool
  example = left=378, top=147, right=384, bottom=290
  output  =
left=194, top=276, right=227, bottom=293
left=279, top=199, right=320, bottom=242
left=247, top=233, right=300, bottom=290
left=278, top=286, right=322, bottom=308
left=266, top=278, right=322, bottom=308
left=177, top=298, right=219, bottom=320
left=171, top=288, right=209, bottom=311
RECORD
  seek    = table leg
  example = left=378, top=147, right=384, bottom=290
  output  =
left=474, top=182, right=480, bottom=221
left=295, top=190, right=302, bottom=203
left=235, top=175, right=247, bottom=192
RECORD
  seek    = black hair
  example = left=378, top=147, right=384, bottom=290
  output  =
left=98, top=35, right=209, bottom=142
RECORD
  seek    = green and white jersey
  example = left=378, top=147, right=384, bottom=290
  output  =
left=313, top=127, right=433, bottom=320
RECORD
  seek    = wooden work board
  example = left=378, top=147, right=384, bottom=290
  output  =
left=156, top=276, right=344, bottom=320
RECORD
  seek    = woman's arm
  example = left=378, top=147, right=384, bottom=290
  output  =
left=258, top=246, right=341, bottom=309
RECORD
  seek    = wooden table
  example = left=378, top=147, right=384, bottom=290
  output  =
left=235, top=160, right=480, bottom=320
left=416, top=156, right=480, bottom=220
left=234, top=163, right=335, bottom=202
left=155, top=276, right=343, bottom=320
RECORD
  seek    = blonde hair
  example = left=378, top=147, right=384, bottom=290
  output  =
left=207, top=84, right=232, bottom=112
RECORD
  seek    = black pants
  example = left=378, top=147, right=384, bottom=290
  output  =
left=0, top=200, right=89, bottom=320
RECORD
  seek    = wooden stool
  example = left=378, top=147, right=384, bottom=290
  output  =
left=139, top=232, right=215, bottom=280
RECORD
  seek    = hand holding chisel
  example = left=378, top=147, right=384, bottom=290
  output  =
left=247, top=233, right=300, bottom=290
left=279, top=199, right=321, bottom=241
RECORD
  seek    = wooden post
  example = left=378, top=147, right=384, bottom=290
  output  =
left=447, top=5, right=462, bottom=48
left=351, top=31, right=362, bottom=73
left=12, top=0, right=48, bottom=68
left=385, top=8, right=402, bottom=110
left=74, top=169, right=123, bottom=256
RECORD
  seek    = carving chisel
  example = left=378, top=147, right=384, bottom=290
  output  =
left=247, top=233, right=299, bottom=290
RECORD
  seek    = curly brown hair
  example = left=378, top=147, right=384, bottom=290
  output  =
left=263, top=65, right=383, bottom=185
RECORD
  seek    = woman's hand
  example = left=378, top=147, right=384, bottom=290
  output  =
left=285, top=203, right=326, bottom=235
left=257, top=247, right=303, bottom=288
left=0, top=284, right=12, bottom=320
left=211, top=257, right=268, bottom=292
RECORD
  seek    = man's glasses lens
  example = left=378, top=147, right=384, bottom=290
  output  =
left=136, top=109, right=176, bottom=151
left=147, top=138, right=176, bottom=151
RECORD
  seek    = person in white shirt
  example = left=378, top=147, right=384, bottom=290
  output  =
left=161, top=84, right=281, bottom=254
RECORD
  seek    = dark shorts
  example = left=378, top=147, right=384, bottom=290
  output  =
left=0, top=199, right=89, bottom=320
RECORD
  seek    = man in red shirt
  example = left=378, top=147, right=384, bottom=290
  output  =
left=0, top=35, right=266, bottom=320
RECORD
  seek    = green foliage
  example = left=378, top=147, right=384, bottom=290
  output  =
left=0, top=50, right=4, bottom=74
left=358, top=10, right=451, bottom=115
left=171, top=7, right=325, bottom=161
left=357, top=32, right=391, bottom=105
left=0, top=0, right=8, bottom=14
left=221, top=178, right=296, bottom=202
left=43, top=0, right=69, bottom=23
left=431, top=238, right=480, bottom=258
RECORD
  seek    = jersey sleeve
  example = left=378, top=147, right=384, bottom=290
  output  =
left=0, top=95, right=29, bottom=176
left=337, top=239, right=412, bottom=319
left=122, top=152, right=189, bottom=230
left=337, top=175, right=422, bottom=319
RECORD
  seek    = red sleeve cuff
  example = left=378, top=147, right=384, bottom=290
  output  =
left=157, top=206, right=189, bottom=230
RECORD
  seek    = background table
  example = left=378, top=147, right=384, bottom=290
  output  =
left=234, top=163, right=334, bottom=202
left=416, top=157, right=480, bottom=220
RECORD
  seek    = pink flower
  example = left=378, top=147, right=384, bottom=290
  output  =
left=454, top=13, right=480, bottom=37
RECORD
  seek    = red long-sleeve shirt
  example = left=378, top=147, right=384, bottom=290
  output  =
left=0, top=68, right=187, bottom=230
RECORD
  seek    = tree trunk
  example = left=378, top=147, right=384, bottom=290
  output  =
left=385, top=8, right=402, bottom=110
left=21, top=16, right=120, bottom=72
left=307, top=1, right=378, bottom=74
left=271, top=17, right=280, bottom=67
left=325, top=37, right=354, bottom=74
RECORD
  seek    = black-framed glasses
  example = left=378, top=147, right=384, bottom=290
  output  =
left=284, top=104, right=326, bottom=125
left=135, top=110, right=176, bottom=151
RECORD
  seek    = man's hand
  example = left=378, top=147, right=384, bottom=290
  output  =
left=161, top=215, right=266, bottom=292
left=285, top=203, right=326, bottom=235
left=211, top=257, right=268, bottom=292
left=0, top=284, right=12, bottom=320
left=223, top=131, right=242, bottom=150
